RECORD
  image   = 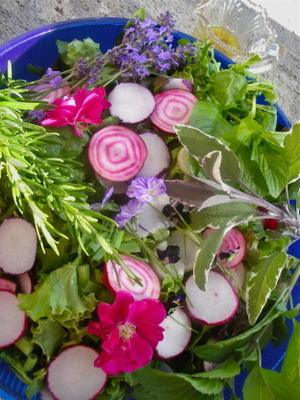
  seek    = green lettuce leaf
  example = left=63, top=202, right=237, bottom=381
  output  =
left=32, top=319, right=67, bottom=359
left=57, top=38, right=101, bottom=66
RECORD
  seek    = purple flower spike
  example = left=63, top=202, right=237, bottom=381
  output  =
left=126, top=176, right=166, bottom=203
left=115, top=199, right=145, bottom=227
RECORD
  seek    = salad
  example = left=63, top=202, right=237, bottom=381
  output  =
left=0, top=9, right=299, bottom=400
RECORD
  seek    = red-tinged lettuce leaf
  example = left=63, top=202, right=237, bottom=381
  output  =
left=245, top=252, right=288, bottom=325
left=18, top=258, right=97, bottom=329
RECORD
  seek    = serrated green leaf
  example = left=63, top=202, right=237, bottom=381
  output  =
left=32, top=319, right=67, bottom=359
left=281, top=321, right=300, bottom=385
left=284, top=123, right=300, bottom=182
left=243, top=367, right=298, bottom=400
left=175, top=125, right=241, bottom=182
left=193, top=307, right=284, bottom=363
left=190, top=202, right=256, bottom=232
left=194, top=227, right=228, bottom=290
left=245, top=252, right=287, bottom=324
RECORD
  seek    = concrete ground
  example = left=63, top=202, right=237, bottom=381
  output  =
left=0, top=0, right=299, bottom=123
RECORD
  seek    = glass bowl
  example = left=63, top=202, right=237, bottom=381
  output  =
left=0, top=17, right=297, bottom=400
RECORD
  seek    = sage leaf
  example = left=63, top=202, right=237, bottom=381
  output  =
left=174, top=125, right=241, bottom=182
left=165, top=180, right=216, bottom=208
left=284, top=123, right=300, bottom=182
left=245, top=252, right=287, bottom=325
left=281, top=321, right=300, bottom=385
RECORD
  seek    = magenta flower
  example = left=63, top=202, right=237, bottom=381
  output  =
left=41, top=87, right=111, bottom=137
left=127, top=176, right=166, bottom=203
left=87, top=291, right=166, bottom=375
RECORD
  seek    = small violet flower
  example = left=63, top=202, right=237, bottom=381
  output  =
left=27, top=68, right=63, bottom=92
left=115, top=199, right=145, bottom=228
left=90, top=187, right=114, bottom=211
left=41, top=86, right=110, bottom=137
left=126, top=176, right=166, bottom=203
left=87, top=291, right=166, bottom=375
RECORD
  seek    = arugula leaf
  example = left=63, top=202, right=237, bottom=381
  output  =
left=175, top=125, right=241, bottom=182
left=209, top=69, right=247, bottom=109
left=284, top=123, right=300, bottom=182
left=281, top=321, right=300, bottom=385
left=245, top=252, right=287, bottom=325
left=18, top=259, right=97, bottom=328
left=57, top=38, right=101, bottom=66
left=190, top=101, right=233, bottom=137
left=32, top=319, right=67, bottom=360
left=243, top=367, right=298, bottom=400
left=193, top=308, right=284, bottom=363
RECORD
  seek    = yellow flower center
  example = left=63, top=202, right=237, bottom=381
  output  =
left=118, top=323, right=136, bottom=340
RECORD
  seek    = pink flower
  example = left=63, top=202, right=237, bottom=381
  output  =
left=87, top=291, right=166, bottom=374
left=41, top=87, right=111, bottom=137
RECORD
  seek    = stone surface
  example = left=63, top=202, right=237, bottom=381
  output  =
left=0, top=0, right=299, bottom=122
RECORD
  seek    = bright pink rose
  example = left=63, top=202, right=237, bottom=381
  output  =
left=87, top=291, right=166, bottom=374
left=41, top=87, right=110, bottom=137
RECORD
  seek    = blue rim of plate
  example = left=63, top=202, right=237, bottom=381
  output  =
left=0, top=17, right=297, bottom=400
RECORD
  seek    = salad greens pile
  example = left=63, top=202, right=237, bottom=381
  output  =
left=0, top=9, right=299, bottom=400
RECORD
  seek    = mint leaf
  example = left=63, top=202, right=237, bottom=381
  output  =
left=193, top=358, right=240, bottom=379
left=175, top=125, right=241, bottom=182
left=245, top=252, right=287, bottom=324
left=190, top=101, right=232, bottom=137
left=284, top=123, right=300, bottom=182
left=57, top=38, right=100, bottom=66
left=281, top=321, right=300, bottom=385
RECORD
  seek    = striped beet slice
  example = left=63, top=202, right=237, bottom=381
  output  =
left=88, top=125, right=147, bottom=182
left=150, top=89, right=197, bottom=134
left=104, top=255, right=160, bottom=300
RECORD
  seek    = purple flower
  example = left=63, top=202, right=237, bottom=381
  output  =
left=27, top=110, right=46, bottom=122
left=90, top=187, right=114, bottom=211
left=28, top=68, right=63, bottom=93
left=115, top=199, right=145, bottom=228
left=126, top=176, right=166, bottom=203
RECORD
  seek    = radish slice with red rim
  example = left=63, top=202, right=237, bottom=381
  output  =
left=0, top=217, right=37, bottom=274
left=47, top=345, right=107, bottom=400
left=150, top=89, right=197, bottom=134
left=104, top=255, right=160, bottom=300
left=0, top=290, right=27, bottom=348
left=108, top=83, right=155, bottom=124
left=88, top=125, right=147, bottom=182
left=0, top=278, right=17, bottom=293
left=161, top=78, right=193, bottom=92
left=185, top=271, right=239, bottom=326
left=18, top=272, right=33, bottom=294
left=156, top=308, right=191, bottom=359
left=137, top=132, right=170, bottom=177
left=224, top=262, right=245, bottom=292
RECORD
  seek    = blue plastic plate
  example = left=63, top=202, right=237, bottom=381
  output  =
left=0, top=18, right=298, bottom=400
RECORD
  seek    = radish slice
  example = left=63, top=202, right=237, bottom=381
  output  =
left=137, top=194, right=171, bottom=238
left=150, top=89, right=197, bottom=134
left=224, top=262, right=245, bottom=292
left=104, top=255, right=160, bottom=300
left=177, top=147, right=191, bottom=175
left=185, top=271, right=239, bottom=326
left=156, top=308, right=191, bottom=359
left=0, top=278, right=17, bottom=293
left=204, top=228, right=246, bottom=268
left=0, top=290, right=27, bottom=348
left=96, top=175, right=129, bottom=194
left=47, top=345, right=107, bottom=400
left=41, top=387, right=54, bottom=400
left=168, top=231, right=199, bottom=272
left=137, top=132, right=170, bottom=177
left=88, top=125, right=147, bottom=182
left=161, top=78, right=193, bottom=92
left=18, top=272, right=33, bottom=294
left=108, top=83, right=155, bottom=124
left=0, top=218, right=37, bottom=274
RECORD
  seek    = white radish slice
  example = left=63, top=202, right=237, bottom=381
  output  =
left=108, top=83, right=155, bottom=124
left=0, top=278, right=17, bottom=293
left=0, top=218, right=37, bottom=274
left=223, top=262, right=245, bottom=293
left=185, top=271, right=239, bottom=326
left=177, top=147, right=191, bottom=175
left=138, top=132, right=170, bottom=177
left=0, top=290, right=27, bottom=348
left=137, top=193, right=171, bottom=238
left=161, top=78, right=193, bottom=92
left=18, top=272, right=33, bottom=294
left=168, top=231, right=199, bottom=272
left=104, top=255, right=160, bottom=300
left=88, top=125, right=147, bottom=182
left=150, top=89, right=197, bottom=134
left=47, top=345, right=107, bottom=400
left=156, top=308, right=191, bottom=359
left=40, top=387, right=54, bottom=400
